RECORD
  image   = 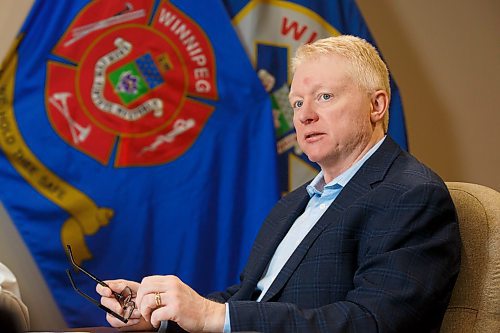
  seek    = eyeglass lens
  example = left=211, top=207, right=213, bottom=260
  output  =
left=119, top=286, right=134, bottom=320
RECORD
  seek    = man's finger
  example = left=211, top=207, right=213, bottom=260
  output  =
left=96, top=279, right=129, bottom=296
left=139, top=292, right=159, bottom=323
left=100, top=296, right=122, bottom=314
left=136, top=275, right=170, bottom=305
left=150, top=306, right=172, bottom=329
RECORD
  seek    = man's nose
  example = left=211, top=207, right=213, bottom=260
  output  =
left=297, top=102, right=318, bottom=125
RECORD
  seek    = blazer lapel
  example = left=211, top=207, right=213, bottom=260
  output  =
left=237, top=187, right=310, bottom=297
left=260, top=137, right=402, bottom=302
left=260, top=201, right=344, bottom=302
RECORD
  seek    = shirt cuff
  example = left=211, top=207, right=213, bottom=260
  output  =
left=223, top=302, right=231, bottom=333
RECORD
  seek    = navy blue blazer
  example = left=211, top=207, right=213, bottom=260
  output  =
left=204, top=137, right=461, bottom=332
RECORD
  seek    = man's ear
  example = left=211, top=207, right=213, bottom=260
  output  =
left=370, top=90, right=389, bottom=123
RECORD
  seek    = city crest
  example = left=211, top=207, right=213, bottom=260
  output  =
left=46, top=0, right=217, bottom=166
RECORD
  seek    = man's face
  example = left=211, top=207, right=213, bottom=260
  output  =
left=289, top=54, right=374, bottom=172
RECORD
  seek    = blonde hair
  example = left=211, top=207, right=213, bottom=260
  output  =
left=291, top=35, right=391, bottom=132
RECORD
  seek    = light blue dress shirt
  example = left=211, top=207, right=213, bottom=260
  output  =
left=222, top=136, right=386, bottom=332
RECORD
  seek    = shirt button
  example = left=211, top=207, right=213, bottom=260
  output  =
left=320, top=203, right=327, bottom=210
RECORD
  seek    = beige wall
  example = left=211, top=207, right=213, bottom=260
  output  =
left=0, top=0, right=33, bottom=61
left=356, top=0, right=500, bottom=191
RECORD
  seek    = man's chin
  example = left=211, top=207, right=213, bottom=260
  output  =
left=307, top=157, right=319, bottom=164
left=302, top=150, right=320, bottom=163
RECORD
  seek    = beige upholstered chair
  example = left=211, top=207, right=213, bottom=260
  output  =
left=440, top=182, right=500, bottom=332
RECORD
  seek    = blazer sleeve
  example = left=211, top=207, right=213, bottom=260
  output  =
left=226, top=181, right=461, bottom=333
left=206, top=283, right=242, bottom=303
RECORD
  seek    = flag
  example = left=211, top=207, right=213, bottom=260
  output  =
left=0, top=0, right=279, bottom=327
left=223, top=0, right=408, bottom=194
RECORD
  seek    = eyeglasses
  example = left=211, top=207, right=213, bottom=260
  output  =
left=65, top=245, right=135, bottom=323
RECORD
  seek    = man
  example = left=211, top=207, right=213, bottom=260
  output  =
left=97, top=35, right=461, bottom=332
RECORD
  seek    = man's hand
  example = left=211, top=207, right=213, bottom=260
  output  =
left=136, top=275, right=226, bottom=332
left=96, top=279, right=154, bottom=331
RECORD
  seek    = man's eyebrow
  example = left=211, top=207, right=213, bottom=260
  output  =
left=288, top=91, right=299, bottom=100
left=288, top=84, right=325, bottom=100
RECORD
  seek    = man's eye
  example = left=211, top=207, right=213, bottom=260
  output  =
left=293, top=100, right=303, bottom=108
left=321, top=94, right=332, bottom=101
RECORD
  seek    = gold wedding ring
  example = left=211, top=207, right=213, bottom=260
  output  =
left=154, top=292, right=162, bottom=308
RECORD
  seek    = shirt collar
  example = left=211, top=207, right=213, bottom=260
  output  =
left=307, top=136, right=386, bottom=196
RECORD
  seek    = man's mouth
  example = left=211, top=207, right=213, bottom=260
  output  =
left=304, top=132, right=324, bottom=141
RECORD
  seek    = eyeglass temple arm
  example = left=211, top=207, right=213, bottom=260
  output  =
left=66, top=269, right=128, bottom=323
left=65, top=245, right=122, bottom=299
left=66, top=245, right=107, bottom=286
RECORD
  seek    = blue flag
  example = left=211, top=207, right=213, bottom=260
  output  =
left=0, top=0, right=278, bottom=327
left=223, top=0, right=408, bottom=193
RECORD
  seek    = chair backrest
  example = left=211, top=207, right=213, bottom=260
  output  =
left=440, top=182, right=500, bottom=333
